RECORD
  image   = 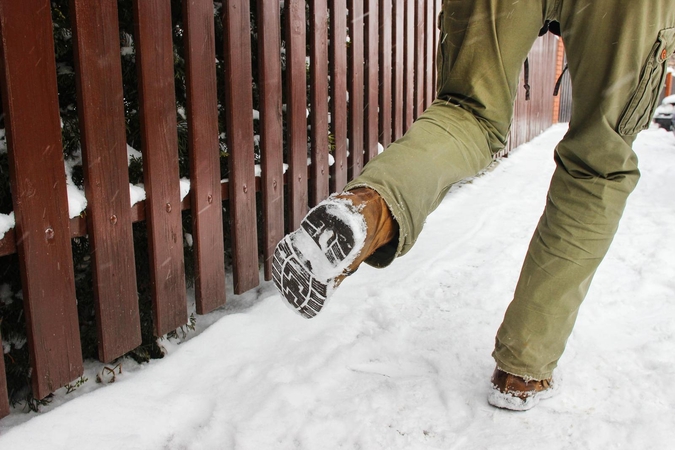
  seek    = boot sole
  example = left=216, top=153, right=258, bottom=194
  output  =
left=272, top=203, right=359, bottom=318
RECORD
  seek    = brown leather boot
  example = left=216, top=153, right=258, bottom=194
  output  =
left=488, top=367, right=559, bottom=411
left=273, top=188, right=397, bottom=318
left=332, top=188, right=398, bottom=284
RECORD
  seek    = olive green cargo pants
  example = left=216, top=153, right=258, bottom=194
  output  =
left=345, top=0, right=675, bottom=380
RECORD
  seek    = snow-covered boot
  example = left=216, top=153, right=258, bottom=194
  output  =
left=487, top=367, right=560, bottom=411
left=272, top=188, right=397, bottom=318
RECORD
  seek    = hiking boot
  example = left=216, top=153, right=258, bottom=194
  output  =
left=272, top=188, right=397, bottom=318
left=487, top=367, right=560, bottom=411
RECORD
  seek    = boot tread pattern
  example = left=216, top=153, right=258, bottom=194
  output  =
left=273, top=204, right=356, bottom=318
left=301, top=207, right=356, bottom=265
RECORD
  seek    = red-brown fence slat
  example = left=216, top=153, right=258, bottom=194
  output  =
left=433, top=0, right=440, bottom=103
left=378, top=0, right=393, bottom=150
left=257, top=0, right=285, bottom=280
left=524, top=34, right=556, bottom=142
left=364, top=0, right=379, bottom=164
left=133, top=0, right=188, bottom=335
left=0, top=321, right=10, bottom=418
left=505, top=35, right=560, bottom=155
left=223, top=0, right=260, bottom=294
left=425, top=0, right=435, bottom=109
left=558, top=52, right=572, bottom=123
left=414, top=0, right=425, bottom=119
left=665, top=72, right=673, bottom=98
left=329, top=0, right=348, bottom=193
left=552, top=39, right=565, bottom=124
left=309, top=0, right=330, bottom=205
left=347, top=0, right=365, bottom=179
left=71, top=0, right=141, bottom=361
left=392, top=0, right=405, bottom=141
left=403, top=0, right=414, bottom=130
left=285, top=0, right=309, bottom=229
left=0, top=0, right=82, bottom=398
left=184, top=0, right=227, bottom=312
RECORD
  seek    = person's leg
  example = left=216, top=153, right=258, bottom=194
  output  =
left=493, top=0, right=675, bottom=382
left=345, top=0, right=547, bottom=267
left=274, top=0, right=547, bottom=317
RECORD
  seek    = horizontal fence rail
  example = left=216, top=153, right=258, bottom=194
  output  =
left=0, top=0, right=564, bottom=415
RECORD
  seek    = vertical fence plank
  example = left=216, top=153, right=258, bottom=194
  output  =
left=347, top=0, right=365, bottom=179
left=552, top=38, right=565, bottom=124
left=329, top=0, right=348, bottom=193
left=558, top=52, right=572, bottom=123
left=414, top=0, right=425, bottom=119
left=507, top=35, right=561, bottom=155
left=433, top=0, right=440, bottom=101
left=425, top=0, right=434, bottom=108
left=309, top=0, right=330, bottom=205
left=71, top=0, right=141, bottom=361
left=664, top=72, right=673, bottom=98
left=285, top=0, right=308, bottom=229
left=257, top=0, right=284, bottom=280
left=364, top=0, right=379, bottom=164
left=0, top=0, right=83, bottom=398
left=184, top=0, right=227, bottom=312
left=392, top=0, right=405, bottom=140
left=526, top=34, right=556, bottom=141
left=403, top=0, right=414, bottom=130
left=0, top=327, right=8, bottom=418
left=378, top=0, right=393, bottom=150
left=223, top=0, right=260, bottom=294
left=133, top=0, right=188, bottom=335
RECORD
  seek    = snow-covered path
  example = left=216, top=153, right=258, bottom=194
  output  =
left=1, top=124, right=674, bottom=449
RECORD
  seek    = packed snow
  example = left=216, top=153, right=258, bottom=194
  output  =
left=1, top=124, right=674, bottom=448
left=0, top=212, right=14, bottom=241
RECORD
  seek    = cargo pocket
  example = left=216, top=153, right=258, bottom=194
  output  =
left=618, top=28, right=675, bottom=135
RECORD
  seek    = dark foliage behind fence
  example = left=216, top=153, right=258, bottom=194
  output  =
left=0, top=0, right=562, bottom=417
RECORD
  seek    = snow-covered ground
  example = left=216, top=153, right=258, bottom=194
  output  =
left=1, top=124, right=674, bottom=449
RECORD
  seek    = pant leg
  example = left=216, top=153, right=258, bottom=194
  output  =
left=493, top=0, right=675, bottom=380
left=345, top=0, right=547, bottom=267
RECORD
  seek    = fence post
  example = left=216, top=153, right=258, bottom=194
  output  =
left=379, top=0, right=393, bottom=150
left=425, top=0, right=435, bottom=109
left=133, top=0, right=188, bottom=335
left=309, top=0, right=330, bottom=205
left=414, top=0, right=425, bottom=120
left=392, top=0, right=405, bottom=141
left=665, top=72, right=673, bottom=97
left=403, top=0, right=414, bottom=130
left=347, top=0, right=365, bottom=179
left=552, top=38, right=565, bottom=125
left=0, top=0, right=83, bottom=398
left=71, top=0, right=142, bottom=362
left=223, top=0, right=260, bottom=294
left=329, top=0, right=349, bottom=193
left=183, top=0, right=227, bottom=313
left=256, top=0, right=285, bottom=281
left=364, top=0, right=380, bottom=164
left=285, top=0, right=309, bottom=230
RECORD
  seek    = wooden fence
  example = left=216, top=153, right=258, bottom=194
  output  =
left=0, top=0, right=562, bottom=417
left=504, top=33, right=562, bottom=155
